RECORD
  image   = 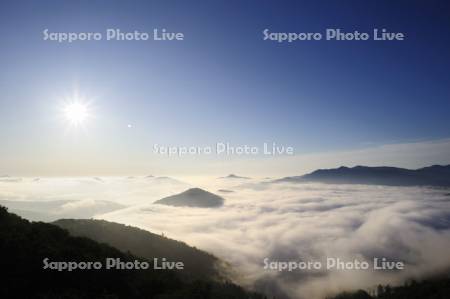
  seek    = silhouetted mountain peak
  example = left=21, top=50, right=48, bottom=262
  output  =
left=154, top=188, right=225, bottom=207
left=220, top=174, right=250, bottom=179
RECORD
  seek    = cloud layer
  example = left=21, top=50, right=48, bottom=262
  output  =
left=1, top=176, right=450, bottom=299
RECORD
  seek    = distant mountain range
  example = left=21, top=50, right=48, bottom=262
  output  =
left=218, top=189, right=234, bottom=193
left=275, top=165, right=450, bottom=187
left=154, top=188, right=225, bottom=207
left=219, top=174, right=250, bottom=179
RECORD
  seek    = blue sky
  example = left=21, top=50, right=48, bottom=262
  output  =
left=0, top=0, right=449, bottom=176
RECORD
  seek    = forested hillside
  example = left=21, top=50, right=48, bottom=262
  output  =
left=0, top=206, right=265, bottom=299
left=54, top=218, right=225, bottom=281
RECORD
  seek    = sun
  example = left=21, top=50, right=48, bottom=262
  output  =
left=62, top=97, right=93, bottom=127
left=64, top=102, right=89, bottom=125
left=59, top=91, right=95, bottom=129
left=64, top=102, right=88, bottom=124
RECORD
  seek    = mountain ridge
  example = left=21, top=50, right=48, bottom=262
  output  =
left=0, top=205, right=265, bottom=299
left=275, top=165, right=450, bottom=187
left=53, top=218, right=225, bottom=281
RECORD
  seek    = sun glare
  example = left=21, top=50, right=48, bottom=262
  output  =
left=64, top=102, right=89, bottom=126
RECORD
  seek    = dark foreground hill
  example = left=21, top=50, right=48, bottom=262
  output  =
left=0, top=206, right=264, bottom=299
left=54, top=218, right=223, bottom=281
left=154, top=188, right=225, bottom=207
left=328, top=276, right=450, bottom=299
left=276, top=165, right=450, bottom=187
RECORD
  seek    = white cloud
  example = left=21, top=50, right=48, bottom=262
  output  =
left=1, top=177, right=450, bottom=298
left=99, top=181, right=450, bottom=299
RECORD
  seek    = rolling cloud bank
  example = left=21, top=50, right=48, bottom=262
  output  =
left=1, top=176, right=450, bottom=298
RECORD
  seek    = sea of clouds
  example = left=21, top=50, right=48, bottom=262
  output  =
left=1, top=176, right=450, bottom=299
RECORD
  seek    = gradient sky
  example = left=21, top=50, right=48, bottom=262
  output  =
left=1, top=0, right=449, bottom=176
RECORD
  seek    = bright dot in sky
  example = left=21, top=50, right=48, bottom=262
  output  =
left=127, top=124, right=132, bottom=128
left=64, top=102, right=89, bottom=126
